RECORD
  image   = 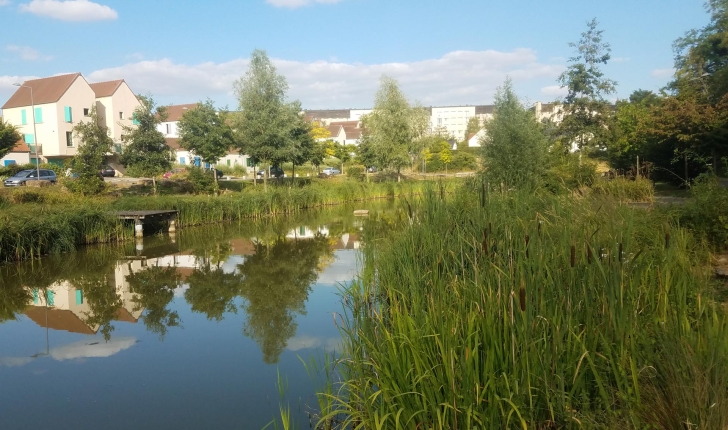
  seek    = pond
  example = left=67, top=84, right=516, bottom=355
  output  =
left=0, top=202, right=398, bottom=430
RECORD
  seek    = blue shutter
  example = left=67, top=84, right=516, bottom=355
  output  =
left=75, top=290, right=83, bottom=305
left=180, top=157, right=186, bottom=165
left=21, top=109, right=27, bottom=125
left=33, top=289, right=38, bottom=305
left=24, top=134, right=35, bottom=144
left=64, top=106, right=72, bottom=122
left=46, top=290, right=55, bottom=306
left=34, top=107, right=42, bottom=123
left=4, top=160, right=16, bottom=166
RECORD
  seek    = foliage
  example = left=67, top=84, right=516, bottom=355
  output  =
left=185, top=261, right=242, bottom=321
left=127, top=265, right=182, bottom=339
left=464, top=116, right=482, bottom=139
left=120, top=96, right=174, bottom=193
left=557, top=18, right=617, bottom=154
left=680, top=174, right=728, bottom=248
left=0, top=118, right=21, bottom=160
left=309, top=121, right=331, bottom=140
left=605, top=95, right=655, bottom=171
left=481, top=79, right=549, bottom=190
left=346, top=165, right=365, bottom=181
left=591, top=177, right=655, bottom=202
left=178, top=100, right=235, bottom=185
left=67, top=106, right=112, bottom=195
left=544, top=153, right=598, bottom=192
left=186, top=167, right=218, bottom=194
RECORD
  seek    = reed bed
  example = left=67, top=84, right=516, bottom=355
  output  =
left=317, top=185, right=728, bottom=429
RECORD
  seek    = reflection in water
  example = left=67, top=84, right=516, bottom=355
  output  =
left=0, top=207, right=368, bottom=364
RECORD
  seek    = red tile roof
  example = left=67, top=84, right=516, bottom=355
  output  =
left=24, top=307, right=96, bottom=335
left=11, top=138, right=30, bottom=153
left=166, top=138, right=181, bottom=150
left=89, top=79, right=125, bottom=98
left=163, top=103, right=199, bottom=122
left=2, top=73, right=83, bottom=109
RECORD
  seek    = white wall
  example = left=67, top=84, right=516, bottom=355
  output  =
left=349, top=109, right=372, bottom=121
left=430, top=106, right=476, bottom=141
left=1, top=151, right=31, bottom=166
left=158, top=121, right=179, bottom=138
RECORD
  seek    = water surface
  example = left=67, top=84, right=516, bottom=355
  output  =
left=0, top=203, right=396, bottom=429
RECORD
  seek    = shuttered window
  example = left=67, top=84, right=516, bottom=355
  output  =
left=21, top=109, right=27, bottom=125
left=34, top=107, right=42, bottom=123
left=24, top=134, right=35, bottom=144
left=64, top=106, right=72, bottom=123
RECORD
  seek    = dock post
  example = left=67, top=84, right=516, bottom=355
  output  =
left=135, top=219, right=144, bottom=238
left=168, top=219, right=176, bottom=234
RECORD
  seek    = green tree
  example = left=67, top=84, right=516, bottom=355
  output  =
left=127, top=266, right=181, bottom=339
left=0, top=119, right=21, bottom=160
left=288, top=105, right=316, bottom=183
left=233, top=49, right=299, bottom=189
left=185, top=262, right=242, bottom=322
left=605, top=93, right=656, bottom=171
left=557, top=18, right=617, bottom=155
left=465, top=116, right=482, bottom=139
left=120, top=96, right=174, bottom=193
left=361, top=76, right=416, bottom=182
left=482, top=79, right=549, bottom=190
left=68, top=106, right=112, bottom=195
left=439, top=142, right=453, bottom=175
left=178, top=100, right=235, bottom=187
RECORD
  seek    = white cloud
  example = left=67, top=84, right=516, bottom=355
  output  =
left=0, top=356, right=34, bottom=367
left=266, top=0, right=344, bottom=9
left=86, top=49, right=565, bottom=108
left=540, top=85, right=568, bottom=97
left=612, top=57, right=630, bottom=63
left=6, top=44, right=52, bottom=61
left=0, top=0, right=12, bottom=6
left=50, top=337, right=137, bottom=360
left=19, top=0, right=118, bottom=21
left=651, top=68, right=675, bottom=79
left=0, top=74, right=39, bottom=103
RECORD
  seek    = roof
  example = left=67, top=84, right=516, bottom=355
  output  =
left=305, top=109, right=351, bottom=120
left=2, top=73, right=83, bottom=109
left=467, top=133, right=476, bottom=141
left=24, top=307, right=96, bottom=335
left=10, top=139, right=30, bottom=153
left=163, top=103, right=199, bottom=122
left=330, top=121, right=361, bottom=140
left=475, top=105, right=495, bottom=115
left=166, top=138, right=181, bottom=150
left=89, top=79, right=125, bottom=98
left=326, top=125, right=344, bottom=137
left=114, top=307, right=139, bottom=324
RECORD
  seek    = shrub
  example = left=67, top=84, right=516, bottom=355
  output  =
left=680, top=174, right=728, bottom=249
left=591, top=177, right=654, bottom=202
left=10, top=189, right=46, bottom=204
left=544, top=154, right=598, bottom=192
left=346, top=165, right=365, bottom=181
left=186, top=167, right=218, bottom=194
left=0, top=163, right=36, bottom=180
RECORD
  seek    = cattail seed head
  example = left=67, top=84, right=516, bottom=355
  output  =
left=618, top=243, right=623, bottom=263
left=525, top=235, right=530, bottom=258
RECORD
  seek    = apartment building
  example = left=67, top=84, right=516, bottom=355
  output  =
left=1, top=73, right=141, bottom=166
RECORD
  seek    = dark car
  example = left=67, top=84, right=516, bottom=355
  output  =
left=4, top=169, right=57, bottom=187
left=100, top=165, right=116, bottom=177
left=256, top=166, right=285, bottom=178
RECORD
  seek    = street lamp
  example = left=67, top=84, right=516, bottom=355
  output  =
left=13, top=83, right=41, bottom=179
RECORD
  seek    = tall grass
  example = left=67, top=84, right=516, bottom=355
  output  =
left=316, top=185, right=727, bottom=429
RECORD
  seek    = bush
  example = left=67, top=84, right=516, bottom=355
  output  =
left=0, top=163, right=35, bottom=180
left=426, top=150, right=478, bottom=172
left=591, top=178, right=654, bottom=202
left=543, top=154, right=598, bottom=193
left=680, top=175, right=728, bottom=249
left=186, top=167, right=218, bottom=194
left=346, top=165, right=366, bottom=181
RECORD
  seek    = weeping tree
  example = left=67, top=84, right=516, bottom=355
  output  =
left=482, top=79, right=549, bottom=190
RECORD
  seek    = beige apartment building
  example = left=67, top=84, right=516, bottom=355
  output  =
left=1, top=73, right=141, bottom=167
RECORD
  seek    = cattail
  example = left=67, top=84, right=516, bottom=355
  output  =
left=519, top=286, right=526, bottom=312
left=482, top=229, right=489, bottom=254
left=538, top=220, right=542, bottom=237
left=665, top=232, right=670, bottom=250
left=618, top=243, right=623, bottom=263
left=525, top=235, right=530, bottom=258
left=489, top=222, right=492, bottom=235
left=570, top=244, right=576, bottom=267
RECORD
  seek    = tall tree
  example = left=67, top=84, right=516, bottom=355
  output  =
left=288, top=106, right=317, bottom=183
left=178, top=99, right=235, bottom=186
left=361, top=76, right=416, bottom=182
left=482, top=79, right=549, bottom=190
left=465, top=116, right=482, bottom=139
left=0, top=119, right=21, bottom=161
left=120, top=96, right=174, bottom=193
left=233, top=49, right=299, bottom=189
left=69, top=106, right=112, bottom=195
left=557, top=19, right=617, bottom=155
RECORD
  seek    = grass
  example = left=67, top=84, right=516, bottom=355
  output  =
left=309, top=183, right=728, bottom=429
left=0, top=179, right=449, bottom=263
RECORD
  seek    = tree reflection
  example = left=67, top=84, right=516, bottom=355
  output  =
left=185, top=263, right=243, bottom=321
left=76, top=276, right=122, bottom=340
left=0, top=282, right=31, bottom=323
left=238, top=235, right=332, bottom=364
left=127, top=266, right=182, bottom=339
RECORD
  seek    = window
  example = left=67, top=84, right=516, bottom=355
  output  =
left=21, top=109, right=27, bottom=125
left=46, top=291, right=55, bottom=306
left=24, top=134, right=34, bottom=144
left=246, top=158, right=255, bottom=167
left=84, top=108, right=90, bottom=116
left=66, top=131, right=73, bottom=147
left=34, top=107, right=43, bottom=123
left=437, top=118, right=442, bottom=126
left=180, top=157, right=186, bottom=165
left=64, top=106, right=73, bottom=123
left=166, top=123, right=171, bottom=134
left=75, top=290, right=84, bottom=305
left=119, top=111, right=124, bottom=120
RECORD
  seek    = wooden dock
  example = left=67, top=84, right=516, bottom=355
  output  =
left=114, top=210, right=178, bottom=237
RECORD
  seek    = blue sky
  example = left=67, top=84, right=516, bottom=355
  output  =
left=0, top=0, right=709, bottom=109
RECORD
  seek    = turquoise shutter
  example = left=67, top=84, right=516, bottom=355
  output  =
left=75, top=290, right=83, bottom=305
left=21, top=109, right=27, bottom=125
left=34, top=107, right=42, bottom=123
left=24, top=134, right=35, bottom=144
left=33, top=289, right=38, bottom=305
left=132, top=113, right=140, bottom=125
left=64, top=106, right=72, bottom=122
left=46, top=290, right=55, bottom=306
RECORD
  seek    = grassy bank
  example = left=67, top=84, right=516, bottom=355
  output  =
left=312, top=185, right=728, bottom=429
left=0, top=179, right=442, bottom=263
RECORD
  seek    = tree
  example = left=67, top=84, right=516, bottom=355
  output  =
left=465, top=116, right=482, bottom=139
left=288, top=107, right=317, bottom=183
left=361, top=76, right=416, bottom=182
left=557, top=19, right=617, bottom=155
left=309, top=121, right=331, bottom=140
left=439, top=142, right=452, bottom=175
left=482, top=79, right=549, bottom=190
left=0, top=119, right=20, bottom=160
left=127, top=265, right=181, bottom=339
left=604, top=93, right=656, bottom=172
left=178, top=99, right=235, bottom=186
left=120, top=96, right=174, bottom=194
left=68, top=106, right=112, bottom=195
left=233, top=49, right=300, bottom=189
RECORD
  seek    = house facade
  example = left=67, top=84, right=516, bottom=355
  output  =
left=1, top=139, right=31, bottom=166
left=1, top=73, right=141, bottom=167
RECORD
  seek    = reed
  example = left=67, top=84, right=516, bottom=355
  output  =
left=316, top=185, right=727, bottom=429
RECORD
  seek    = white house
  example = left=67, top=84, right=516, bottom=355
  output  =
left=1, top=138, right=31, bottom=166
left=89, top=79, right=140, bottom=145
left=467, top=129, right=487, bottom=148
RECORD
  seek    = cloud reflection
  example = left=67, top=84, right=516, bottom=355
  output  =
left=286, top=335, right=340, bottom=353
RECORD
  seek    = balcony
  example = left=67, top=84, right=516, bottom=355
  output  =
left=27, top=144, right=43, bottom=155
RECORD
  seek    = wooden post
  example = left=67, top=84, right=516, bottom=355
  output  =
left=168, top=219, right=176, bottom=234
left=135, top=219, right=143, bottom=238
left=636, top=156, right=640, bottom=180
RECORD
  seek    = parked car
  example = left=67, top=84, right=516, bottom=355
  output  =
left=4, top=169, right=57, bottom=187
left=163, top=168, right=186, bottom=179
left=100, top=165, right=116, bottom=177
left=205, top=167, right=224, bottom=179
left=256, top=166, right=285, bottom=178
left=322, top=167, right=341, bottom=176
left=367, top=166, right=378, bottom=173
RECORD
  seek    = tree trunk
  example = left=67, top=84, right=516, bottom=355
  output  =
left=685, top=152, right=689, bottom=186
left=263, top=168, right=267, bottom=192
left=152, top=176, right=157, bottom=195
left=397, top=167, right=401, bottom=183
left=213, top=167, right=218, bottom=187
left=254, top=166, right=258, bottom=187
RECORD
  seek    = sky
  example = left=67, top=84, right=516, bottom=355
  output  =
left=0, top=0, right=711, bottom=109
